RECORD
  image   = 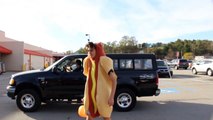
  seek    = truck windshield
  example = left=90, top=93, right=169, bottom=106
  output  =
left=44, top=56, right=67, bottom=71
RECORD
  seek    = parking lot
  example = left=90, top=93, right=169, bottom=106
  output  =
left=0, top=69, right=213, bottom=120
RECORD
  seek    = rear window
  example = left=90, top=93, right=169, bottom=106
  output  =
left=113, top=56, right=155, bottom=70
left=134, top=59, right=153, bottom=70
left=113, top=59, right=118, bottom=70
left=120, top=59, right=133, bottom=69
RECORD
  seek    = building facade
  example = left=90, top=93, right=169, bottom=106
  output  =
left=0, top=30, right=54, bottom=71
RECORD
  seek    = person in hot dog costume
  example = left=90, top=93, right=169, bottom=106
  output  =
left=83, top=42, right=117, bottom=120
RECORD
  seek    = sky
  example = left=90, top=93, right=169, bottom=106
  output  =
left=0, top=0, right=213, bottom=53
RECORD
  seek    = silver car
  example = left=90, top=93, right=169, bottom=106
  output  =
left=191, top=59, right=213, bottom=76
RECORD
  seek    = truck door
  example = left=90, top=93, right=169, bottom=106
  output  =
left=39, top=72, right=61, bottom=98
left=57, top=57, right=86, bottom=99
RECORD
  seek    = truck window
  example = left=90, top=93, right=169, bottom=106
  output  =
left=120, top=59, right=133, bottom=69
left=134, top=59, right=153, bottom=70
left=56, top=58, right=83, bottom=72
left=113, top=59, right=118, bottom=70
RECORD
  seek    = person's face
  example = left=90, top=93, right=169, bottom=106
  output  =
left=87, top=47, right=96, bottom=58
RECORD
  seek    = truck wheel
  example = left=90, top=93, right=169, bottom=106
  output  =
left=16, top=89, right=41, bottom=112
left=114, top=88, right=136, bottom=112
left=207, top=69, right=213, bottom=76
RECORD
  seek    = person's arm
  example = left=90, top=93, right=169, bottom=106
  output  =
left=108, top=71, right=117, bottom=106
left=100, top=57, right=117, bottom=106
left=83, top=57, right=90, bottom=76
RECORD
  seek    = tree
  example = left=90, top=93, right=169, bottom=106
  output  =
left=141, top=43, right=150, bottom=53
left=75, top=48, right=86, bottom=54
left=64, top=50, right=73, bottom=55
left=153, top=48, right=164, bottom=59
left=104, top=41, right=118, bottom=53
left=118, top=36, right=139, bottom=53
left=74, top=38, right=213, bottom=57
left=166, top=49, right=175, bottom=59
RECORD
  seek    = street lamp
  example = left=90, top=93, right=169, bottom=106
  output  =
left=85, top=34, right=90, bottom=42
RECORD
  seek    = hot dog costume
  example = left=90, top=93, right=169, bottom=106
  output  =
left=83, top=43, right=117, bottom=118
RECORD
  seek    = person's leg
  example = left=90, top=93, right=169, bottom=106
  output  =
left=103, top=117, right=111, bottom=120
left=86, top=115, right=94, bottom=120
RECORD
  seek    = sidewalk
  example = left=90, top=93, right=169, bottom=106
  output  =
left=0, top=72, right=17, bottom=97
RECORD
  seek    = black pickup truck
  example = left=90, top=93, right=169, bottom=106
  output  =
left=7, top=54, right=160, bottom=112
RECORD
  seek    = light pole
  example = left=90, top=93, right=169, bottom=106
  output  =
left=85, top=34, right=90, bottom=42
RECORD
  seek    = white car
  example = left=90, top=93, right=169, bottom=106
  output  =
left=191, top=59, right=213, bottom=76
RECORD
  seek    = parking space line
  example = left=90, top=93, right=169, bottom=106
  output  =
left=161, top=88, right=179, bottom=94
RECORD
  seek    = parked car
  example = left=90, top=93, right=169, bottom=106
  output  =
left=156, top=60, right=173, bottom=77
left=7, top=54, right=160, bottom=112
left=191, top=59, right=213, bottom=76
left=169, top=59, right=188, bottom=70
left=165, top=60, right=173, bottom=66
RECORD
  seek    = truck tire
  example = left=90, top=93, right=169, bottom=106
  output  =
left=114, top=88, right=136, bottom=112
left=16, top=89, right=41, bottom=112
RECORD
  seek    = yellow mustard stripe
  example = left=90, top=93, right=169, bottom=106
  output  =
left=91, top=61, right=97, bottom=113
